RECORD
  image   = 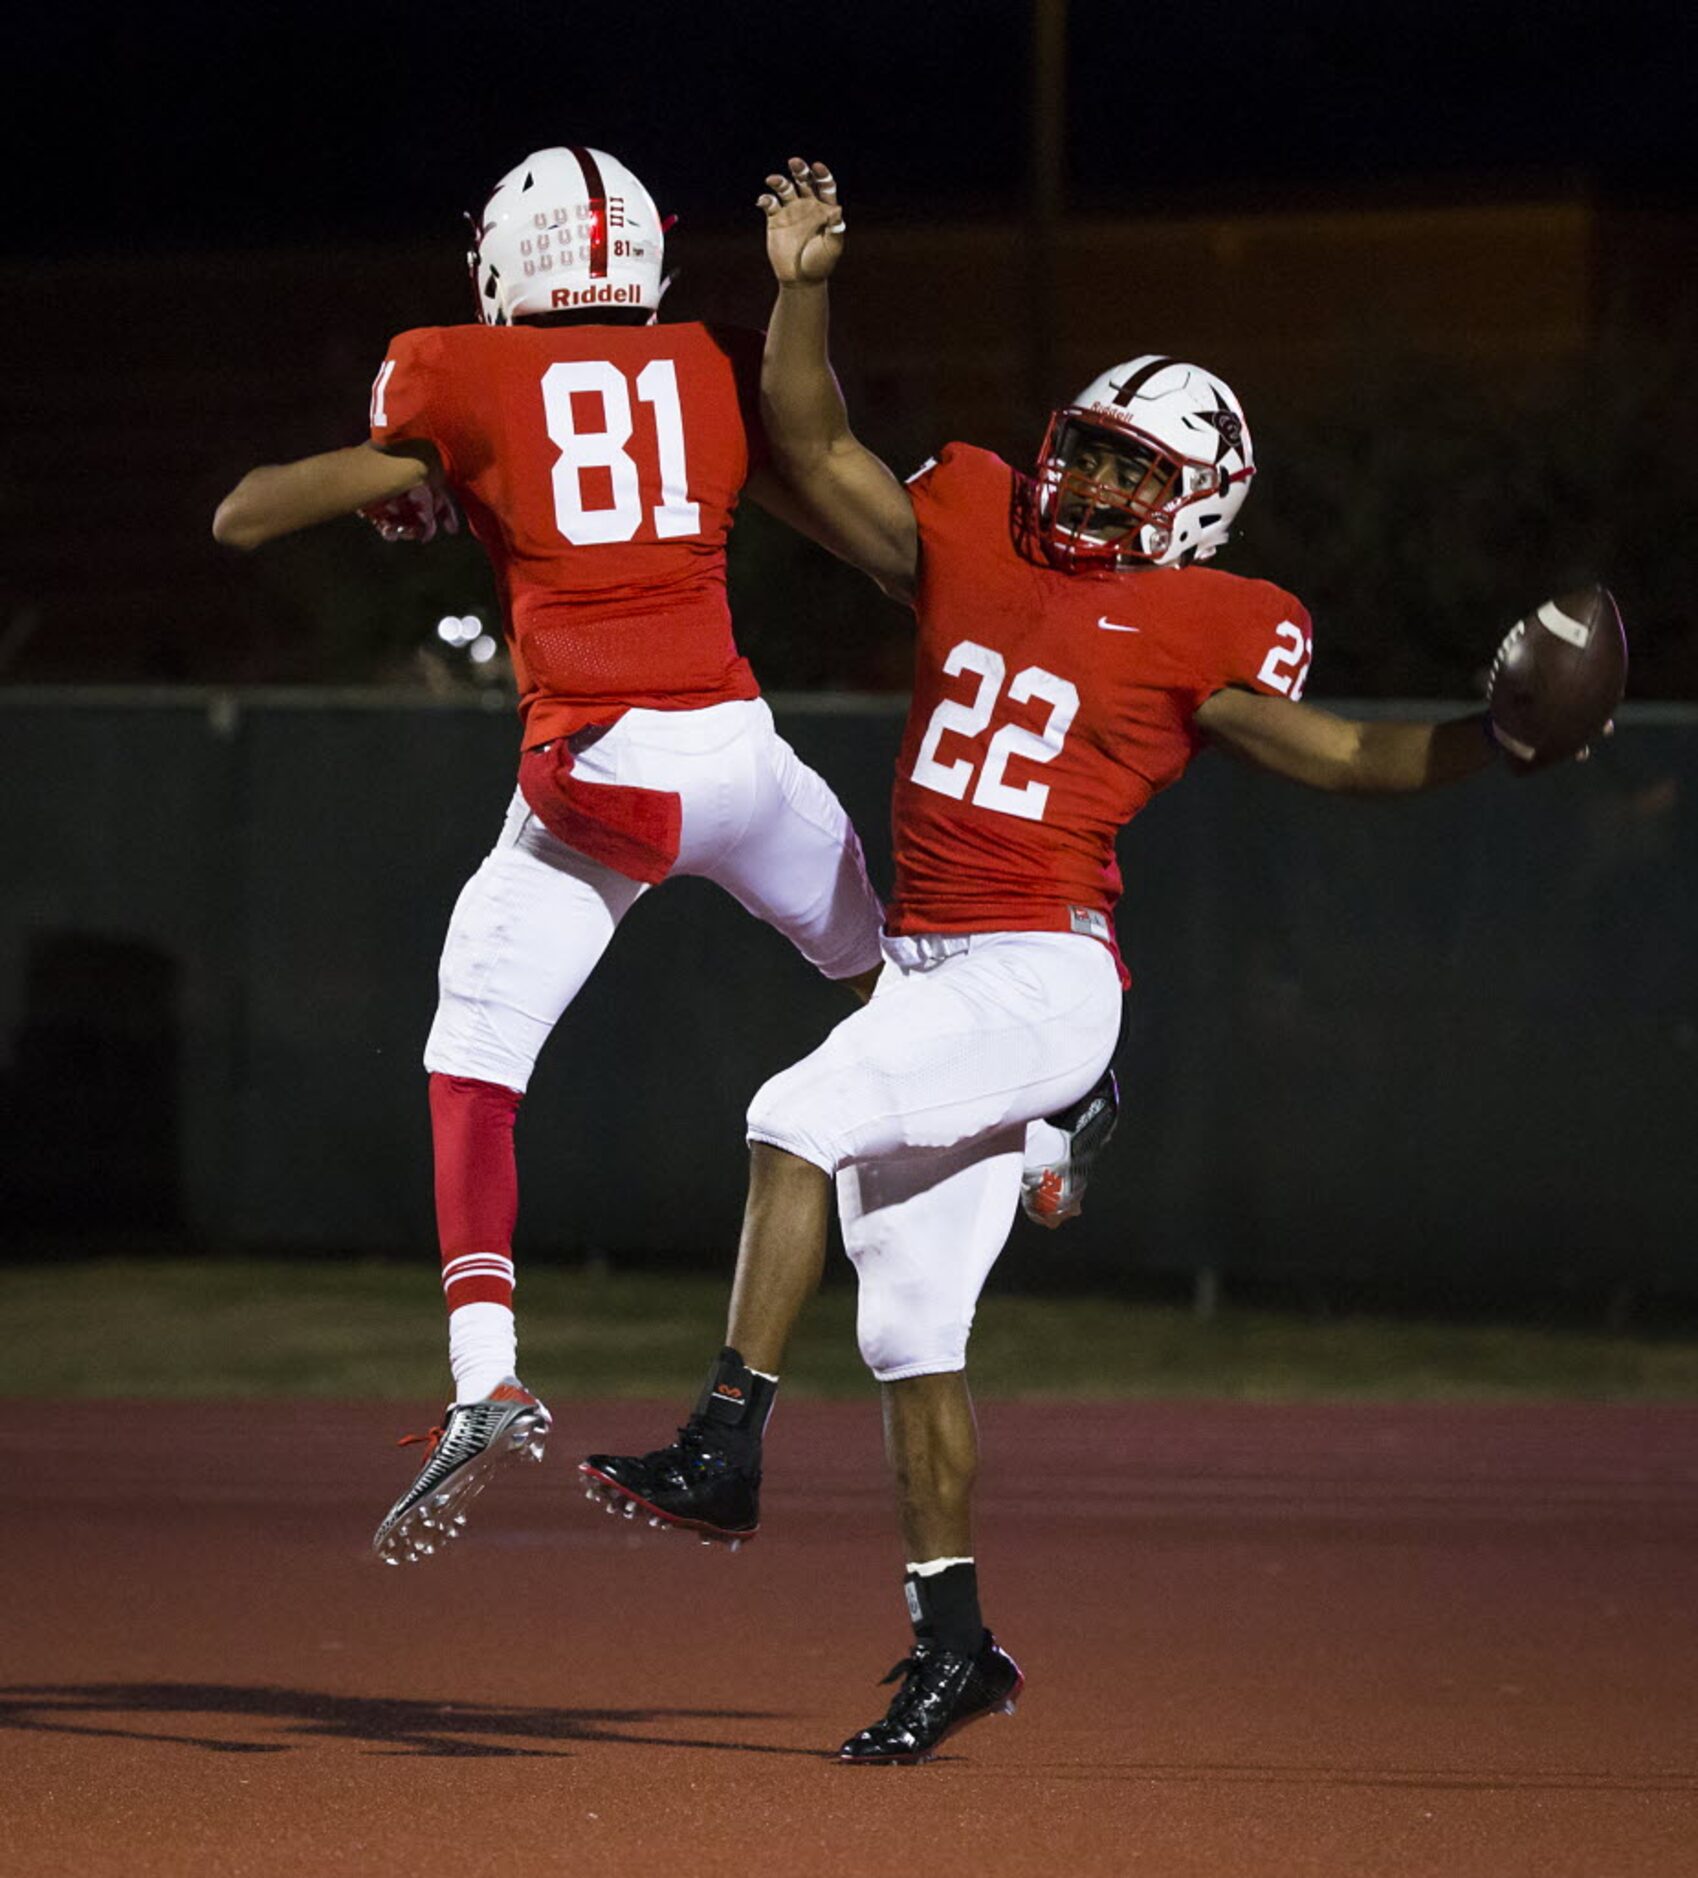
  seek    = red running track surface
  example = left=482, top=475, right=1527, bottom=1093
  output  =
left=3, top=1399, right=1696, bottom=1877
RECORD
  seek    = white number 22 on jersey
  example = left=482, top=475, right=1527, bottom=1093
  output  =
left=910, top=640, right=1080, bottom=823
left=539, top=359, right=700, bottom=546
left=1257, top=619, right=1312, bottom=698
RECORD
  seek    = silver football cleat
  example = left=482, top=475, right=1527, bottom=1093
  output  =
left=373, top=1379, right=552, bottom=1565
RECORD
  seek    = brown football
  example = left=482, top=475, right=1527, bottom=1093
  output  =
left=1487, top=585, right=1627, bottom=767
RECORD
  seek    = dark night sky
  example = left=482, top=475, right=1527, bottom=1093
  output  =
left=23, top=0, right=1693, bottom=258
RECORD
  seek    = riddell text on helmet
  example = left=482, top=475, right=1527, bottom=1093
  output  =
left=547, top=282, right=645, bottom=306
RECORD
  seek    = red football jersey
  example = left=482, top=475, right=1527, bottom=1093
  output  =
left=369, top=321, right=766, bottom=746
left=888, top=445, right=1315, bottom=974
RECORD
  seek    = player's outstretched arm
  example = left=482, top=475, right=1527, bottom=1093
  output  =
left=1194, top=687, right=1502, bottom=793
left=1201, top=588, right=1621, bottom=786
left=758, top=159, right=919, bottom=604
left=212, top=441, right=438, bottom=551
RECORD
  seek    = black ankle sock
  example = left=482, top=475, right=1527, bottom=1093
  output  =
left=691, top=1346, right=777, bottom=1463
left=903, top=1562, right=985, bottom=1655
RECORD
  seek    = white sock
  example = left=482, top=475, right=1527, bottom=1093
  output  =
left=449, top=1301, right=518, bottom=1402
left=906, top=1555, right=975, bottom=1575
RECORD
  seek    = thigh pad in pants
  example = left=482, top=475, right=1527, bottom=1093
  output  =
left=424, top=791, right=646, bottom=1093
left=746, top=931, right=1122, bottom=1173
left=840, top=1129, right=1024, bottom=1381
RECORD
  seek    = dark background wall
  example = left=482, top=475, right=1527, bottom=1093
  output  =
left=3, top=692, right=1690, bottom=1302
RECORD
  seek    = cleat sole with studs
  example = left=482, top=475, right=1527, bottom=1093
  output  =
left=575, top=1462, right=756, bottom=1549
left=373, top=1401, right=550, bottom=1566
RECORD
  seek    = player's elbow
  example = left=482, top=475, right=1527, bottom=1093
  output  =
left=211, top=509, right=257, bottom=551
left=212, top=489, right=267, bottom=551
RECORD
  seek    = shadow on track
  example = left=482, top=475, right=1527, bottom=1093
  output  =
left=0, top=1682, right=829, bottom=1759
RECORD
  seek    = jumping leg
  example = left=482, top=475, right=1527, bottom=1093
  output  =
left=373, top=797, right=643, bottom=1565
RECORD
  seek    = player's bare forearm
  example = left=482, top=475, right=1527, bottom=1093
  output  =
left=1197, top=688, right=1497, bottom=792
left=212, top=442, right=434, bottom=551
left=1337, top=709, right=1502, bottom=785
left=757, top=159, right=919, bottom=602
left=761, top=284, right=918, bottom=602
left=1352, top=714, right=1498, bottom=791
left=763, top=278, right=852, bottom=460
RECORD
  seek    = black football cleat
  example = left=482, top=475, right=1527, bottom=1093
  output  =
left=838, top=1632, right=1024, bottom=1765
left=580, top=1347, right=772, bottom=1547
left=579, top=1425, right=761, bottom=1545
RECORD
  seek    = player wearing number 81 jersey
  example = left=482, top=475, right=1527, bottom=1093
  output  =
left=213, top=146, right=892, bottom=1566
left=369, top=319, right=769, bottom=747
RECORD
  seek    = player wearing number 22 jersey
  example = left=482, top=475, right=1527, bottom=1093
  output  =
left=577, top=157, right=1556, bottom=1770
left=891, top=441, right=1311, bottom=967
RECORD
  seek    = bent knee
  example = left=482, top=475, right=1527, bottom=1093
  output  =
left=855, top=1295, right=973, bottom=1382
left=424, top=996, right=544, bottom=1095
left=745, top=1062, right=850, bottom=1175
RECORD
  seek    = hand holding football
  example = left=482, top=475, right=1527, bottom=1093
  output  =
left=1488, top=586, right=1626, bottom=769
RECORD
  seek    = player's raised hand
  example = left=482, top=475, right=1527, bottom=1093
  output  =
left=759, top=158, right=846, bottom=285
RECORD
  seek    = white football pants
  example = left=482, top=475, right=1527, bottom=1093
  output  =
left=745, top=929, right=1124, bottom=1380
left=424, top=699, right=885, bottom=1092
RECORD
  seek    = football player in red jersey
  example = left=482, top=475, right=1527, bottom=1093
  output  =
left=580, top=159, right=1605, bottom=1764
left=211, top=147, right=903, bottom=1565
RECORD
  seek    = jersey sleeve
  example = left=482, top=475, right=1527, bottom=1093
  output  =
left=707, top=324, right=769, bottom=475
left=1234, top=587, right=1315, bottom=702
left=903, top=442, right=967, bottom=509
left=906, top=445, right=1017, bottom=621
left=367, top=328, right=465, bottom=485
left=906, top=443, right=995, bottom=547
left=1192, top=578, right=1316, bottom=707
left=904, top=445, right=958, bottom=616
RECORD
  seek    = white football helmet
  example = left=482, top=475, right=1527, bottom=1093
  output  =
left=1028, top=356, right=1256, bottom=569
left=468, top=147, right=668, bottom=325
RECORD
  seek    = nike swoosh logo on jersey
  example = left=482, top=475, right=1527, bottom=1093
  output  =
left=1097, top=617, right=1141, bottom=633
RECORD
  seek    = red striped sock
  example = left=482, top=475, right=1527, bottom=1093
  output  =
left=430, top=1072, right=522, bottom=1311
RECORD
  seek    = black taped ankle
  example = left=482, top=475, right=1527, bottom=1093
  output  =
left=692, top=1346, right=777, bottom=1458
left=904, top=1562, right=984, bottom=1655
